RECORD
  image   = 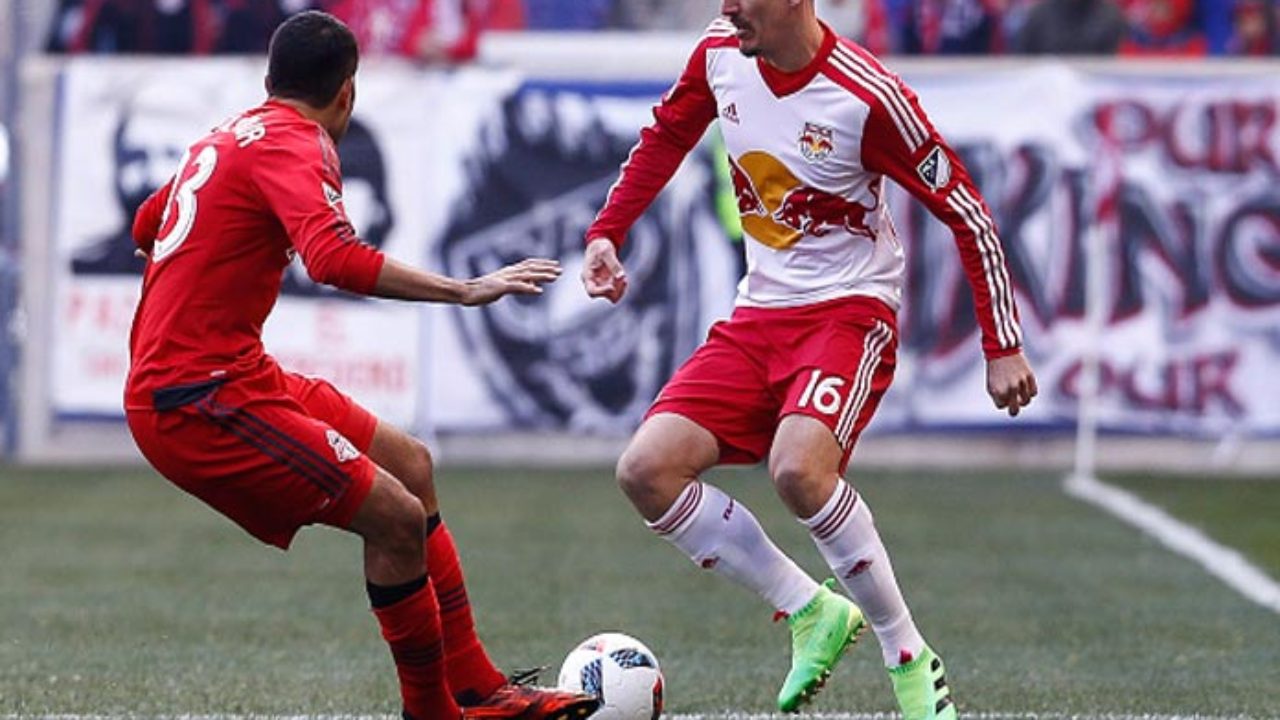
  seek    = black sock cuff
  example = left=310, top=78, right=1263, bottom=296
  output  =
left=427, top=512, right=442, bottom=536
left=367, top=574, right=428, bottom=609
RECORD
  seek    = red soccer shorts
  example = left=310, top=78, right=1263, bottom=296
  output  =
left=647, top=294, right=898, bottom=474
left=127, top=362, right=378, bottom=549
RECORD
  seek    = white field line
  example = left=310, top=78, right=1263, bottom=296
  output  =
left=1064, top=473, right=1280, bottom=614
left=0, top=715, right=1266, bottom=720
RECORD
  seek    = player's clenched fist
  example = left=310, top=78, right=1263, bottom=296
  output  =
left=986, top=352, right=1038, bottom=417
left=582, top=237, right=628, bottom=303
left=461, top=258, right=562, bottom=306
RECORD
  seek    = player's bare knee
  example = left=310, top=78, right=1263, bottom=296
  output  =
left=381, top=435, right=437, bottom=502
left=394, top=498, right=427, bottom=548
left=373, top=489, right=427, bottom=557
left=400, top=438, right=436, bottom=496
left=615, top=446, right=664, bottom=500
left=770, top=458, right=822, bottom=510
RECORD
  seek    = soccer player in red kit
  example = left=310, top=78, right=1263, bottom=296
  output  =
left=582, top=0, right=1038, bottom=717
left=124, top=12, right=597, bottom=720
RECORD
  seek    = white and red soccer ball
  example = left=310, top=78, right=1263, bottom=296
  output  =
left=557, top=632, right=664, bottom=720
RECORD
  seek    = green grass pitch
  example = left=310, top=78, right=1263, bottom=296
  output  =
left=1, top=465, right=1277, bottom=717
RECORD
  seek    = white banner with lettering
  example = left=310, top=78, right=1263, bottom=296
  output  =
left=51, top=59, right=527, bottom=428
left=888, top=66, right=1280, bottom=435
left=50, top=60, right=1280, bottom=436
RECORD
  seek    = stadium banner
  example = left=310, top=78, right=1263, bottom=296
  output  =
left=890, top=66, right=1280, bottom=436
left=49, top=60, right=1280, bottom=437
left=48, top=59, right=522, bottom=427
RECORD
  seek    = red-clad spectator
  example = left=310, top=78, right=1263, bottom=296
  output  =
left=324, top=0, right=489, bottom=62
left=1227, top=0, right=1276, bottom=54
left=1118, top=0, right=1209, bottom=55
left=816, top=0, right=893, bottom=56
left=860, top=0, right=893, bottom=55
left=485, top=0, right=525, bottom=29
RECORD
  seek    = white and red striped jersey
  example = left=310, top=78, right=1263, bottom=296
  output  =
left=587, top=18, right=1023, bottom=359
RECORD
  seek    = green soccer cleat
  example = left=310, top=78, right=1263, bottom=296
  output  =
left=888, top=645, right=957, bottom=720
left=777, top=579, right=866, bottom=713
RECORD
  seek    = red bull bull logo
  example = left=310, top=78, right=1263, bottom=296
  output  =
left=774, top=185, right=877, bottom=238
left=729, top=155, right=766, bottom=217
left=730, top=150, right=878, bottom=248
left=799, top=122, right=835, bottom=162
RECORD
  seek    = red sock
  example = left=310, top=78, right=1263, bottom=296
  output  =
left=428, top=521, right=506, bottom=704
left=372, top=579, right=460, bottom=720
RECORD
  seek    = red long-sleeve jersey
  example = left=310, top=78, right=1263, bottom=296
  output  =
left=588, top=19, right=1023, bottom=359
left=125, top=100, right=385, bottom=410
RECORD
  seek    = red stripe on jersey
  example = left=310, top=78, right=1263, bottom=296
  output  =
left=829, top=43, right=1023, bottom=358
left=824, top=44, right=927, bottom=151
left=838, top=44, right=929, bottom=147
left=757, top=24, right=838, bottom=98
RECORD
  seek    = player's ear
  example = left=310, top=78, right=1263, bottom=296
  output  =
left=339, top=77, right=355, bottom=112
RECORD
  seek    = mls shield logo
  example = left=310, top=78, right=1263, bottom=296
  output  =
left=916, top=145, right=952, bottom=192
left=798, top=122, right=835, bottom=162
left=326, top=429, right=360, bottom=463
left=322, top=181, right=343, bottom=210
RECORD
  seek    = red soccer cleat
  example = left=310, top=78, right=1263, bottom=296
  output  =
left=461, top=682, right=600, bottom=720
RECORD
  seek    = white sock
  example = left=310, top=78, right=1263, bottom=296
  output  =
left=648, top=481, right=819, bottom=616
left=803, top=478, right=925, bottom=667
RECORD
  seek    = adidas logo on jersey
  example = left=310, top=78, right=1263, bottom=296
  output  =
left=721, top=102, right=740, bottom=124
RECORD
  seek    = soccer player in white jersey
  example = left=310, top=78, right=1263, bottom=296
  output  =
left=581, top=0, right=1038, bottom=717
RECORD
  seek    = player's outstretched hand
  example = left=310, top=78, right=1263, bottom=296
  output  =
left=462, top=258, right=562, bottom=306
left=582, top=237, right=628, bottom=304
left=987, top=351, right=1038, bottom=417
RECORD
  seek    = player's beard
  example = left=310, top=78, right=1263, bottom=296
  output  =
left=732, top=20, right=762, bottom=57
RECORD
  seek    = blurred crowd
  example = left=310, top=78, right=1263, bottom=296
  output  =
left=44, top=0, right=1280, bottom=58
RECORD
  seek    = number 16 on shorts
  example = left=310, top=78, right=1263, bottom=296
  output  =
left=797, top=370, right=847, bottom=416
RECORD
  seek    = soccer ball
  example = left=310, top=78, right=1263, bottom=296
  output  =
left=557, top=632, right=664, bottom=720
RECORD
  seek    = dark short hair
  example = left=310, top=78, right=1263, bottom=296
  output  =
left=267, top=11, right=359, bottom=108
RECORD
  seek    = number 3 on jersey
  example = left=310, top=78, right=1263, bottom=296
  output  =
left=153, top=145, right=219, bottom=262
left=797, top=369, right=848, bottom=416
